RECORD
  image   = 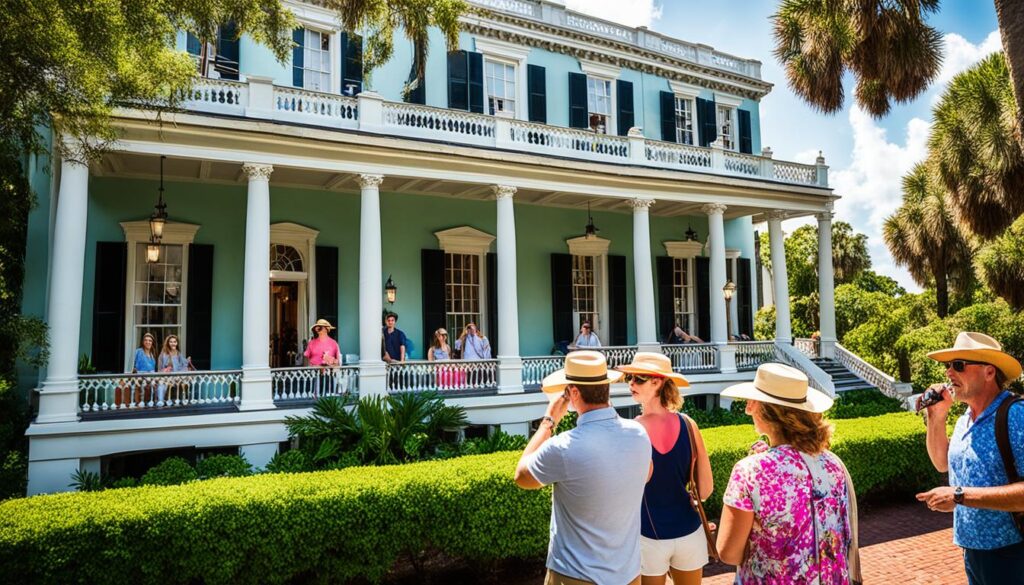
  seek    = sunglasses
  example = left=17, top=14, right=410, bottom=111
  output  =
left=624, top=373, right=660, bottom=384
left=943, top=359, right=989, bottom=373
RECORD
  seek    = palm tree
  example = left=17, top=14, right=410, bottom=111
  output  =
left=995, top=0, right=1024, bottom=134
left=831, top=221, right=871, bottom=283
left=930, top=52, right=1024, bottom=239
left=976, top=215, right=1024, bottom=310
left=883, top=162, right=974, bottom=317
left=772, top=0, right=943, bottom=117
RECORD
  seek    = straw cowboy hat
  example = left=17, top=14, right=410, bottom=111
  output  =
left=542, top=350, right=623, bottom=394
left=927, top=331, right=1022, bottom=381
left=616, top=352, right=690, bottom=387
left=721, top=363, right=834, bottom=413
left=310, top=319, right=335, bottom=333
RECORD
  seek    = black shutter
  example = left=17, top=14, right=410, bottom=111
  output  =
left=660, top=91, right=677, bottom=142
left=695, top=256, right=711, bottom=342
left=91, top=242, right=127, bottom=373
left=468, top=52, right=484, bottom=114
left=487, top=252, right=498, bottom=356
left=215, top=22, right=240, bottom=81
left=617, top=80, right=634, bottom=136
left=186, top=244, right=214, bottom=370
left=407, top=39, right=426, bottom=104
left=528, top=64, right=547, bottom=123
left=292, top=28, right=304, bottom=88
left=551, top=254, right=573, bottom=345
left=697, top=97, right=717, bottom=147
left=738, top=109, right=753, bottom=154
left=656, top=256, right=675, bottom=342
left=186, top=32, right=202, bottom=57
left=608, top=255, right=628, bottom=346
left=737, top=257, right=753, bottom=337
left=568, top=72, right=588, bottom=129
left=447, top=50, right=469, bottom=111
left=422, top=249, right=446, bottom=351
left=315, top=246, right=339, bottom=341
left=341, top=33, right=363, bottom=95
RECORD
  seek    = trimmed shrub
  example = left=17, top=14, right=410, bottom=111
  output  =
left=195, top=455, right=252, bottom=480
left=825, top=389, right=904, bottom=419
left=139, top=457, right=197, bottom=487
left=0, top=413, right=941, bottom=584
left=264, top=449, right=311, bottom=474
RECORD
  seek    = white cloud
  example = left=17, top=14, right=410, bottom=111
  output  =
left=564, top=0, right=663, bottom=29
left=937, top=30, right=1002, bottom=86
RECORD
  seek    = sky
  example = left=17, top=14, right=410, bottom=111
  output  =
left=564, top=0, right=1001, bottom=292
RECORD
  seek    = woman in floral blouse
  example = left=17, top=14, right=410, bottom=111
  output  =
left=716, top=363, right=857, bottom=585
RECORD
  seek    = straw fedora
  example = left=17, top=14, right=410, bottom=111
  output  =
left=926, top=332, right=1022, bottom=381
left=721, top=363, right=834, bottom=413
left=310, top=318, right=336, bottom=333
left=541, top=350, right=623, bottom=394
left=616, top=352, right=690, bottom=387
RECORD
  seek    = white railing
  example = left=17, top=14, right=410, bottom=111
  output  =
left=593, top=345, right=638, bottom=369
left=774, top=161, right=818, bottom=185
left=507, top=119, right=630, bottom=161
left=662, top=343, right=718, bottom=372
left=645, top=141, right=713, bottom=170
left=835, top=344, right=914, bottom=399
left=773, top=342, right=835, bottom=395
left=522, top=356, right=564, bottom=388
left=724, top=151, right=761, bottom=177
left=274, top=87, right=358, bottom=128
left=387, top=360, right=498, bottom=393
left=794, top=338, right=820, bottom=359
left=383, top=102, right=496, bottom=146
left=79, top=370, right=241, bottom=412
left=732, top=341, right=776, bottom=371
left=271, top=366, right=359, bottom=401
left=178, top=78, right=247, bottom=115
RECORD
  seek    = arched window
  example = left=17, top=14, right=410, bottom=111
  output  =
left=270, top=244, right=304, bottom=273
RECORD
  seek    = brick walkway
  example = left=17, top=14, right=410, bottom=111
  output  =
left=702, top=500, right=965, bottom=584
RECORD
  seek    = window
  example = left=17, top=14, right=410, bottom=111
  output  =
left=270, top=244, right=304, bottom=273
left=717, top=104, right=736, bottom=151
left=132, top=243, right=184, bottom=352
left=445, top=253, right=482, bottom=335
left=485, top=59, right=516, bottom=116
left=675, top=97, right=696, bottom=145
left=673, top=258, right=695, bottom=334
left=587, top=77, right=612, bottom=134
left=301, top=28, right=331, bottom=92
left=572, top=255, right=599, bottom=330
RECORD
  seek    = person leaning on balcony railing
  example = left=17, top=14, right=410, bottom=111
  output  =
left=156, top=334, right=194, bottom=406
left=665, top=325, right=703, bottom=345
left=429, top=328, right=462, bottom=389
left=304, top=319, right=340, bottom=367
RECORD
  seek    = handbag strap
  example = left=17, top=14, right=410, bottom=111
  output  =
left=795, top=451, right=823, bottom=585
left=681, top=414, right=720, bottom=562
left=833, top=454, right=862, bottom=585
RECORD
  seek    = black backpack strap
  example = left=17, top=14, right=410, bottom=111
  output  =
left=995, top=394, right=1024, bottom=537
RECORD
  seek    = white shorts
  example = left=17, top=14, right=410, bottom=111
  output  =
left=640, top=526, right=708, bottom=575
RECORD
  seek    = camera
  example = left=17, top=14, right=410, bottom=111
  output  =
left=916, top=385, right=950, bottom=412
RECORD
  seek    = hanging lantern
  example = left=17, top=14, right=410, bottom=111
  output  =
left=146, top=241, right=161, bottom=263
left=584, top=202, right=599, bottom=239
left=384, top=274, right=397, bottom=304
left=685, top=224, right=699, bottom=242
left=149, top=155, right=168, bottom=241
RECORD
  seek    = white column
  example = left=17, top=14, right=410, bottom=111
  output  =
left=239, top=163, right=275, bottom=410
left=817, top=210, right=837, bottom=359
left=631, top=198, right=659, bottom=350
left=37, top=155, right=90, bottom=424
left=494, top=185, right=523, bottom=394
left=358, top=174, right=387, bottom=398
left=704, top=203, right=735, bottom=372
left=767, top=211, right=792, bottom=343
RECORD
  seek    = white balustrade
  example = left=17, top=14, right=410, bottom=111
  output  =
left=773, top=161, right=818, bottom=185
left=382, top=102, right=495, bottom=146
left=271, top=366, right=359, bottom=401
left=794, top=338, right=820, bottom=358
left=178, top=79, right=247, bottom=115
left=274, top=87, right=358, bottom=128
left=521, top=356, right=564, bottom=388
left=508, top=120, right=630, bottom=162
left=773, top=343, right=834, bottom=395
left=593, top=345, right=638, bottom=369
left=79, top=370, right=241, bottom=413
left=387, top=360, right=498, bottom=393
left=723, top=151, right=761, bottom=177
left=472, top=0, right=540, bottom=17
left=834, top=344, right=913, bottom=399
left=645, top=141, right=713, bottom=170
left=732, top=341, right=776, bottom=371
left=662, top=343, right=718, bottom=372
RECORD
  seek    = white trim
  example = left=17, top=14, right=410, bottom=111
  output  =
left=566, top=235, right=611, bottom=256
left=482, top=56, right=525, bottom=120
left=664, top=240, right=703, bottom=259
left=270, top=222, right=319, bottom=331
left=120, top=220, right=200, bottom=245
left=579, top=60, right=621, bottom=79
left=434, top=226, right=496, bottom=255
left=668, top=80, right=701, bottom=98
left=475, top=36, right=532, bottom=61
left=284, top=0, right=340, bottom=31
left=715, top=93, right=743, bottom=108
left=725, top=248, right=741, bottom=260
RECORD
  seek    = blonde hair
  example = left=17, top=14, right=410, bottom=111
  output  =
left=757, top=401, right=834, bottom=455
left=658, top=378, right=683, bottom=411
left=160, top=334, right=180, bottom=358
left=430, top=328, right=450, bottom=351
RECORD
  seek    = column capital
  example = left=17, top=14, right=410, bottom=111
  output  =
left=816, top=210, right=835, bottom=222
left=492, top=185, right=517, bottom=199
left=358, top=174, right=384, bottom=189
left=630, top=197, right=655, bottom=211
left=241, top=163, right=273, bottom=180
left=765, top=210, right=788, bottom=222
left=701, top=203, right=727, bottom=216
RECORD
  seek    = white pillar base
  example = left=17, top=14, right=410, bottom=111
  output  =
left=717, top=344, right=738, bottom=374
left=240, top=442, right=279, bottom=470
left=498, top=422, right=530, bottom=438
left=35, top=381, right=80, bottom=423
left=497, top=357, right=524, bottom=394
left=27, top=457, right=80, bottom=496
left=359, top=361, right=387, bottom=398
left=238, top=367, right=275, bottom=411
left=819, top=338, right=836, bottom=360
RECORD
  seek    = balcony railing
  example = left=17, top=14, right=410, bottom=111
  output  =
left=662, top=343, right=718, bottom=373
left=733, top=340, right=776, bottom=371
left=522, top=356, right=564, bottom=389
left=271, top=366, right=359, bottom=402
left=794, top=338, right=820, bottom=359
left=592, top=345, right=639, bottom=369
left=386, top=360, right=499, bottom=393
left=167, top=78, right=827, bottom=188
left=79, top=370, right=241, bottom=413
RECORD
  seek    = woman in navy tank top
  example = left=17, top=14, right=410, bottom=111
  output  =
left=618, top=352, right=714, bottom=585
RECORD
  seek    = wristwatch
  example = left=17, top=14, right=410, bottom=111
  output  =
left=541, top=415, right=557, bottom=430
left=953, top=486, right=964, bottom=505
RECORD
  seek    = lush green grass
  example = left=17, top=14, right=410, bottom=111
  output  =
left=0, top=413, right=939, bottom=584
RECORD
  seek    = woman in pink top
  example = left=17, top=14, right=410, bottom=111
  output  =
left=304, top=319, right=340, bottom=366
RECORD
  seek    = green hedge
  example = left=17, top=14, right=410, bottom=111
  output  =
left=0, top=413, right=940, bottom=584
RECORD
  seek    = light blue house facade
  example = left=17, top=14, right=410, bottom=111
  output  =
left=21, top=0, right=865, bottom=495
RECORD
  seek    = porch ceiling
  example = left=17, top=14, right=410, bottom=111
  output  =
left=91, top=152, right=777, bottom=220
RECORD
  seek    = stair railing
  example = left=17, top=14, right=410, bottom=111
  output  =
left=773, top=342, right=835, bottom=397
left=834, top=343, right=914, bottom=400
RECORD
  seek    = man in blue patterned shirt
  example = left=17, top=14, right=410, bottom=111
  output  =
left=917, top=332, right=1024, bottom=585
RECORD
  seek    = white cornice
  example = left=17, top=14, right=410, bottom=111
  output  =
left=566, top=235, right=611, bottom=256
left=474, top=36, right=532, bottom=60
left=664, top=240, right=703, bottom=259
left=715, top=93, right=743, bottom=108
left=668, top=80, right=702, bottom=98
left=726, top=248, right=741, bottom=260
left=580, top=60, right=621, bottom=79
left=120, top=220, right=200, bottom=244
left=435, top=226, right=495, bottom=254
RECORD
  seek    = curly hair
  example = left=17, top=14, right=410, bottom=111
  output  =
left=658, top=378, right=683, bottom=411
left=757, top=401, right=834, bottom=455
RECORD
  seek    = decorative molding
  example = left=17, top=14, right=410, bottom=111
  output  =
left=816, top=211, right=835, bottom=222
left=474, top=36, right=532, bottom=60
left=630, top=197, right=655, bottom=211
left=725, top=248, right=741, bottom=260
left=492, top=185, right=517, bottom=199
left=241, top=163, right=273, bottom=180
left=358, top=174, right=385, bottom=189
left=765, top=210, right=788, bottom=222
left=566, top=234, right=611, bottom=256
left=668, top=80, right=702, bottom=98
left=701, top=203, right=727, bottom=216
left=715, top=93, right=743, bottom=108
left=435, top=226, right=496, bottom=255
left=664, top=240, right=703, bottom=259
left=120, top=220, right=200, bottom=245
left=579, top=59, right=621, bottom=79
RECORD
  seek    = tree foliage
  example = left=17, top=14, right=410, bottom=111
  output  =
left=975, top=214, right=1024, bottom=310
left=760, top=221, right=871, bottom=299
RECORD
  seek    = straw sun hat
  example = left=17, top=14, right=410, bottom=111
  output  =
left=721, top=363, right=834, bottom=413
left=541, top=351, right=623, bottom=394
left=615, top=352, right=690, bottom=387
left=310, top=318, right=335, bottom=333
left=926, top=331, right=1022, bottom=381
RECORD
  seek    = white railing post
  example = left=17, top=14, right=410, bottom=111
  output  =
left=816, top=151, right=829, bottom=187
left=710, top=138, right=726, bottom=172
left=245, top=76, right=274, bottom=120
left=494, top=111, right=514, bottom=150
left=357, top=91, right=385, bottom=134
left=628, top=127, right=647, bottom=165
left=760, top=146, right=774, bottom=180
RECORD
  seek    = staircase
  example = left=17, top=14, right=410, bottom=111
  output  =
left=811, top=358, right=879, bottom=394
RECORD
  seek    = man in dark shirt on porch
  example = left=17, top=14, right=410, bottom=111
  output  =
left=382, top=312, right=407, bottom=362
